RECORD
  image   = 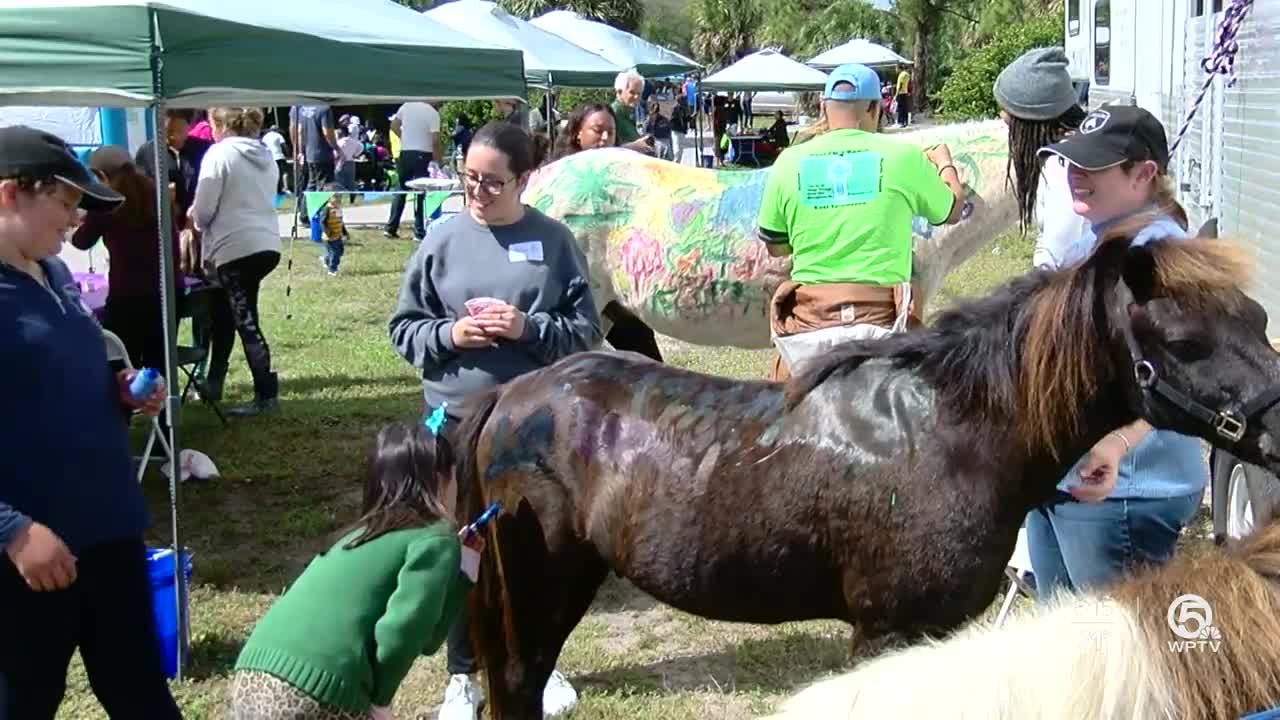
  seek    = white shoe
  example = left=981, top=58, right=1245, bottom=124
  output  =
left=439, top=673, right=482, bottom=720
left=542, top=670, right=578, bottom=717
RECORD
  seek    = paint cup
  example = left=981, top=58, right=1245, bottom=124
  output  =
left=465, top=297, right=504, bottom=316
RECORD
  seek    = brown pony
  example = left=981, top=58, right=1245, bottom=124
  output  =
left=454, top=228, right=1280, bottom=718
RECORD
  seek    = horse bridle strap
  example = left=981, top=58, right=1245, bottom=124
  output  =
left=1133, top=359, right=1280, bottom=443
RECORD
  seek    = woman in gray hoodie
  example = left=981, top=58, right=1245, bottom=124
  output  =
left=191, top=107, right=283, bottom=416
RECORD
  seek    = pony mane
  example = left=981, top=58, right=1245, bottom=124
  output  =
left=786, top=231, right=1254, bottom=460
left=1110, top=520, right=1280, bottom=719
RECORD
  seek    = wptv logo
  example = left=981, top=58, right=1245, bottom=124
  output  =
left=1166, top=593, right=1223, bottom=653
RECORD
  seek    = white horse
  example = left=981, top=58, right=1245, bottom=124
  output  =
left=523, top=120, right=1017, bottom=352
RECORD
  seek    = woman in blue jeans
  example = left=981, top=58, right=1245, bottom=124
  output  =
left=1022, top=105, right=1206, bottom=597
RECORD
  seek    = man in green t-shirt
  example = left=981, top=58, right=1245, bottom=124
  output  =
left=610, top=71, right=655, bottom=154
left=756, top=62, right=965, bottom=380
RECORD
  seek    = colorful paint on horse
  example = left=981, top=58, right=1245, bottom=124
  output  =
left=524, top=120, right=1018, bottom=349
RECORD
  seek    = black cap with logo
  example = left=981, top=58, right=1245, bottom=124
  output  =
left=1038, top=105, right=1170, bottom=173
left=0, top=125, right=124, bottom=211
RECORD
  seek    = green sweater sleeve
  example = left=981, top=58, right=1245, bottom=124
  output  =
left=370, top=535, right=469, bottom=706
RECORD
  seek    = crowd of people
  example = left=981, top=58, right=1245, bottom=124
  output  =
left=0, top=44, right=1213, bottom=720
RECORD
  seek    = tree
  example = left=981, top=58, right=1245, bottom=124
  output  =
left=638, top=0, right=694, bottom=56
left=975, top=0, right=1062, bottom=41
left=889, top=0, right=981, bottom=112
left=498, top=0, right=644, bottom=32
left=933, top=13, right=1063, bottom=119
left=690, top=0, right=759, bottom=69
left=754, top=0, right=900, bottom=61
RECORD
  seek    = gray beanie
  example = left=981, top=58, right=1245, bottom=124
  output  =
left=993, top=47, right=1078, bottom=121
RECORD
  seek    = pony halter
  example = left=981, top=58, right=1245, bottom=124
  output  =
left=1131, top=358, right=1280, bottom=444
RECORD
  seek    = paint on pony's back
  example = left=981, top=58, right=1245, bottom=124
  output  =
left=470, top=347, right=1016, bottom=630
left=762, top=520, right=1280, bottom=720
left=523, top=121, right=1017, bottom=349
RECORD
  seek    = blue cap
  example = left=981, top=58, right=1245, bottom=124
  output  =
left=823, top=63, right=882, bottom=102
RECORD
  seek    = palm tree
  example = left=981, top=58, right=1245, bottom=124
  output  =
left=499, top=0, right=644, bottom=32
left=690, top=0, right=758, bottom=69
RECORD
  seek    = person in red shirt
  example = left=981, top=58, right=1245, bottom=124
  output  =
left=71, top=145, right=181, bottom=375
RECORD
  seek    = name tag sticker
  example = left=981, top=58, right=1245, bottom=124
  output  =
left=508, top=241, right=544, bottom=263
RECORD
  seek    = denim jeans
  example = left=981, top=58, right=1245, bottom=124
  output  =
left=1025, top=490, right=1202, bottom=599
left=323, top=238, right=344, bottom=273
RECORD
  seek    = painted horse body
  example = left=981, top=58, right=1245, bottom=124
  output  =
left=457, top=233, right=1280, bottom=718
left=523, top=120, right=1016, bottom=349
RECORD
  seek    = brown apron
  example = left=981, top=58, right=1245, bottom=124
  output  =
left=767, top=280, right=921, bottom=382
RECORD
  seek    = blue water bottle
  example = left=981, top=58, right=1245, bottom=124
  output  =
left=129, top=367, right=160, bottom=401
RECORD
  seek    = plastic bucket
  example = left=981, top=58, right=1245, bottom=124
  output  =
left=146, top=547, right=193, bottom=679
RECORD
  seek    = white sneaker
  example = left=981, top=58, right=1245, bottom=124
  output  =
left=542, top=670, right=578, bottom=717
left=439, top=673, right=482, bottom=720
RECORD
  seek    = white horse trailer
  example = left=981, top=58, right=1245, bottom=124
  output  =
left=1065, top=0, right=1280, bottom=545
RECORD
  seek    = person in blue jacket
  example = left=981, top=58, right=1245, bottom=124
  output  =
left=0, top=125, right=180, bottom=719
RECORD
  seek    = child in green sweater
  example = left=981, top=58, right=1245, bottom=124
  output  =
left=226, top=417, right=484, bottom=720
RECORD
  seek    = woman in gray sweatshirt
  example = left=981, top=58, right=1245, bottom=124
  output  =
left=388, top=121, right=601, bottom=720
left=191, top=107, right=282, bottom=416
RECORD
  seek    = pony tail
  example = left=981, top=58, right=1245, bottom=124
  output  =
left=453, top=388, right=518, bottom=715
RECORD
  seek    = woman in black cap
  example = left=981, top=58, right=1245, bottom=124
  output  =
left=0, top=125, right=181, bottom=718
left=1020, top=104, right=1206, bottom=602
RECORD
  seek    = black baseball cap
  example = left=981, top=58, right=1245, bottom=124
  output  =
left=1038, top=105, right=1170, bottom=173
left=0, top=125, right=124, bottom=211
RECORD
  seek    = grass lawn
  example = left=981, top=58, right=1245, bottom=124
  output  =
left=56, top=226, right=1165, bottom=718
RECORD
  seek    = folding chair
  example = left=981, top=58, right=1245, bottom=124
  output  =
left=102, top=329, right=175, bottom=484
left=994, top=526, right=1036, bottom=628
left=178, top=285, right=228, bottom=427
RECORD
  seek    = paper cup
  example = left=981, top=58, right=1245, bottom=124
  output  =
left=465, top=297, right=504, bottom=316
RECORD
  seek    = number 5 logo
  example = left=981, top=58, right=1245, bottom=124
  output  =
left=1167, top=593, right=1213, bottom=640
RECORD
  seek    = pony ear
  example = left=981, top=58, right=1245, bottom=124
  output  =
left=1120, top=243, right=1159, bottom=304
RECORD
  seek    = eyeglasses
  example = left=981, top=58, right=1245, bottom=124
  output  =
left=462, top=172, right=515, bottom=195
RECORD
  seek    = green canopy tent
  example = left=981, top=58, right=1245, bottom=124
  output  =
left=0, top=0, right=526, bottom=682
left=0, top=0, right=526, bottom=106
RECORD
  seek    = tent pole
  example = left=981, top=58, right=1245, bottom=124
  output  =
left=546, top=84, right=554, bottom=143
left=149, top=99, right=188, bottom=683
left=286, top=106, right=303, bottom=322
left=694, top=81, right=702, bottom=166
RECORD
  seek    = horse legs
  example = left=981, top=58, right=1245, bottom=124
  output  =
left=476, top=501, right=610, bottom=719
left=602, top=302, right=663, bottom=362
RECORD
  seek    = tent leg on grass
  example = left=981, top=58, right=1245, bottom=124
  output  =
left=149, top=100, right=188, bottom=682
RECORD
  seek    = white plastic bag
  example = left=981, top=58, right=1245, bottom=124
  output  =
left=773, top=323, right=894, bottom=374
left=160, top=449, right=220, bottom=483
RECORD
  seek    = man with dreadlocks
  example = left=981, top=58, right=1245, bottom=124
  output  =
left=993, top=47, right=1089, bottom=269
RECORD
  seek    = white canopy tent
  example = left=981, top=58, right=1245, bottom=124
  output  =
left=529, top=10, right=699, bottom=78
left=426, top=0, right=622, bottom=88
left=808, top=39, right=912, bottom=71
left=701, top=49, right=830, bottom=92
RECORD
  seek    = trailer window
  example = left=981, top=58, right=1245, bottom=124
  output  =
left=1192, top=0, right=1225, bottom=16
left=1069, top=0, right=1080, bottom=36
left=1094, top=0, right=1111, bottom=85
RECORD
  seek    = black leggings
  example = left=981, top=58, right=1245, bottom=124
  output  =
left=0, top=537, right=182, bottom=720
left=211, top=250, right=280, bottom=399
left=102, top=294, right=167, bottom=377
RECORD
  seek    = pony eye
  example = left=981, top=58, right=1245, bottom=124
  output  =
left=1167, top=338, right=1210, bottom=361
